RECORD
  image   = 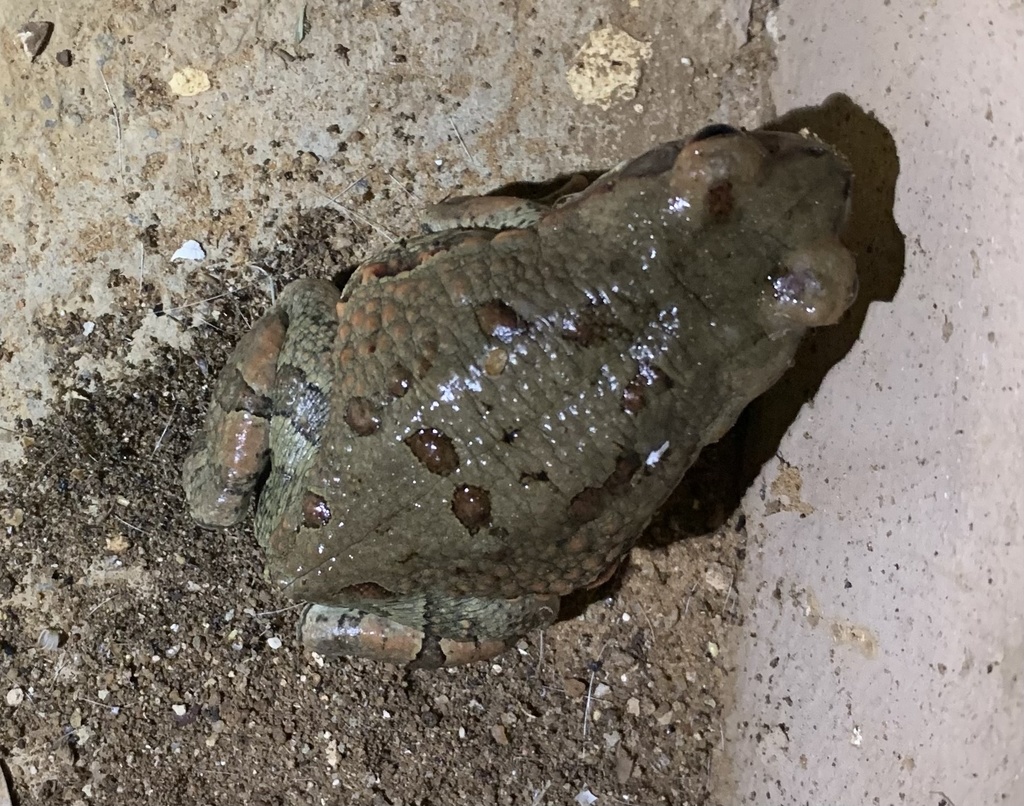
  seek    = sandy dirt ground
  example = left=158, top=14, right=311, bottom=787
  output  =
left=0, top=1, right=798, bottom=803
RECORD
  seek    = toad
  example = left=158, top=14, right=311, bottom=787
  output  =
left=183, top=125, right=857, bottom=668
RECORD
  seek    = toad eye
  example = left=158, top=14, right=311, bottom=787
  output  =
left=689, top=123, right=740, bottom=143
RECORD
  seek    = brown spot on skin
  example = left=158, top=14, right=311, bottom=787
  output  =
left=621, top=382, right=646, bottom=415
left=348, top=302, right=381, bottom=335
left=380, top=299, right=402, bottom=327
left=707, top=181, right=734, bottom=219
left=387, top=364, right=413, bottom=398
left=412, top=331, right=439, bottom=378
left=621, top=363, right=673, bottom=415
left=483, top=347, right=509, bottom=376
left=475, top=300, right=526, bottom=343
left=386, top=321, right=411, bottom=344
left=301, top=492, right=332, bottom=527
left=451, top=485, right=491, bottom=533
left=344, top=397, right=381, bottom=436
left=405, top=428, right=459, bottom=476
left=445, top=274, right=474, bottom=305
left=388, top=280, right=420, bottom=304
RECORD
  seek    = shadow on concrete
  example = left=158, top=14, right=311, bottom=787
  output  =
left=642, top=94, right=906, bottom=545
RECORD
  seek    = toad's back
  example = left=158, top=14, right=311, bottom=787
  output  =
left=258, top=129, right=856, bottom=604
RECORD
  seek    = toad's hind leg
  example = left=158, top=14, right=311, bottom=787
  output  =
left=300, top=593, right=561, bottom=668
left=183, top=306, right=288, bottom=527
left=183, top=278, right=340, bottom=528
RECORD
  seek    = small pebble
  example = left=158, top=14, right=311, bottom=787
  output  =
left=266, top=636, right=282, bottom=650
left=563, top=678, right=587, bottom=699
left=56, top=49, right=72, bottom=67
left=17, top=21, right=53, bottom=61
left=6, top=687, right=24, bottom=707
left=168, top=67, right=211, bottom=97
left=615, top=747, right=635, bottom=784
left=704, top=562, right=732, bottom=593
left=171, top=240, right=206, bottom=262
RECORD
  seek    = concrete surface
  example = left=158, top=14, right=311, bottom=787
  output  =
left=714, top=1, right=1024, bottom=804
